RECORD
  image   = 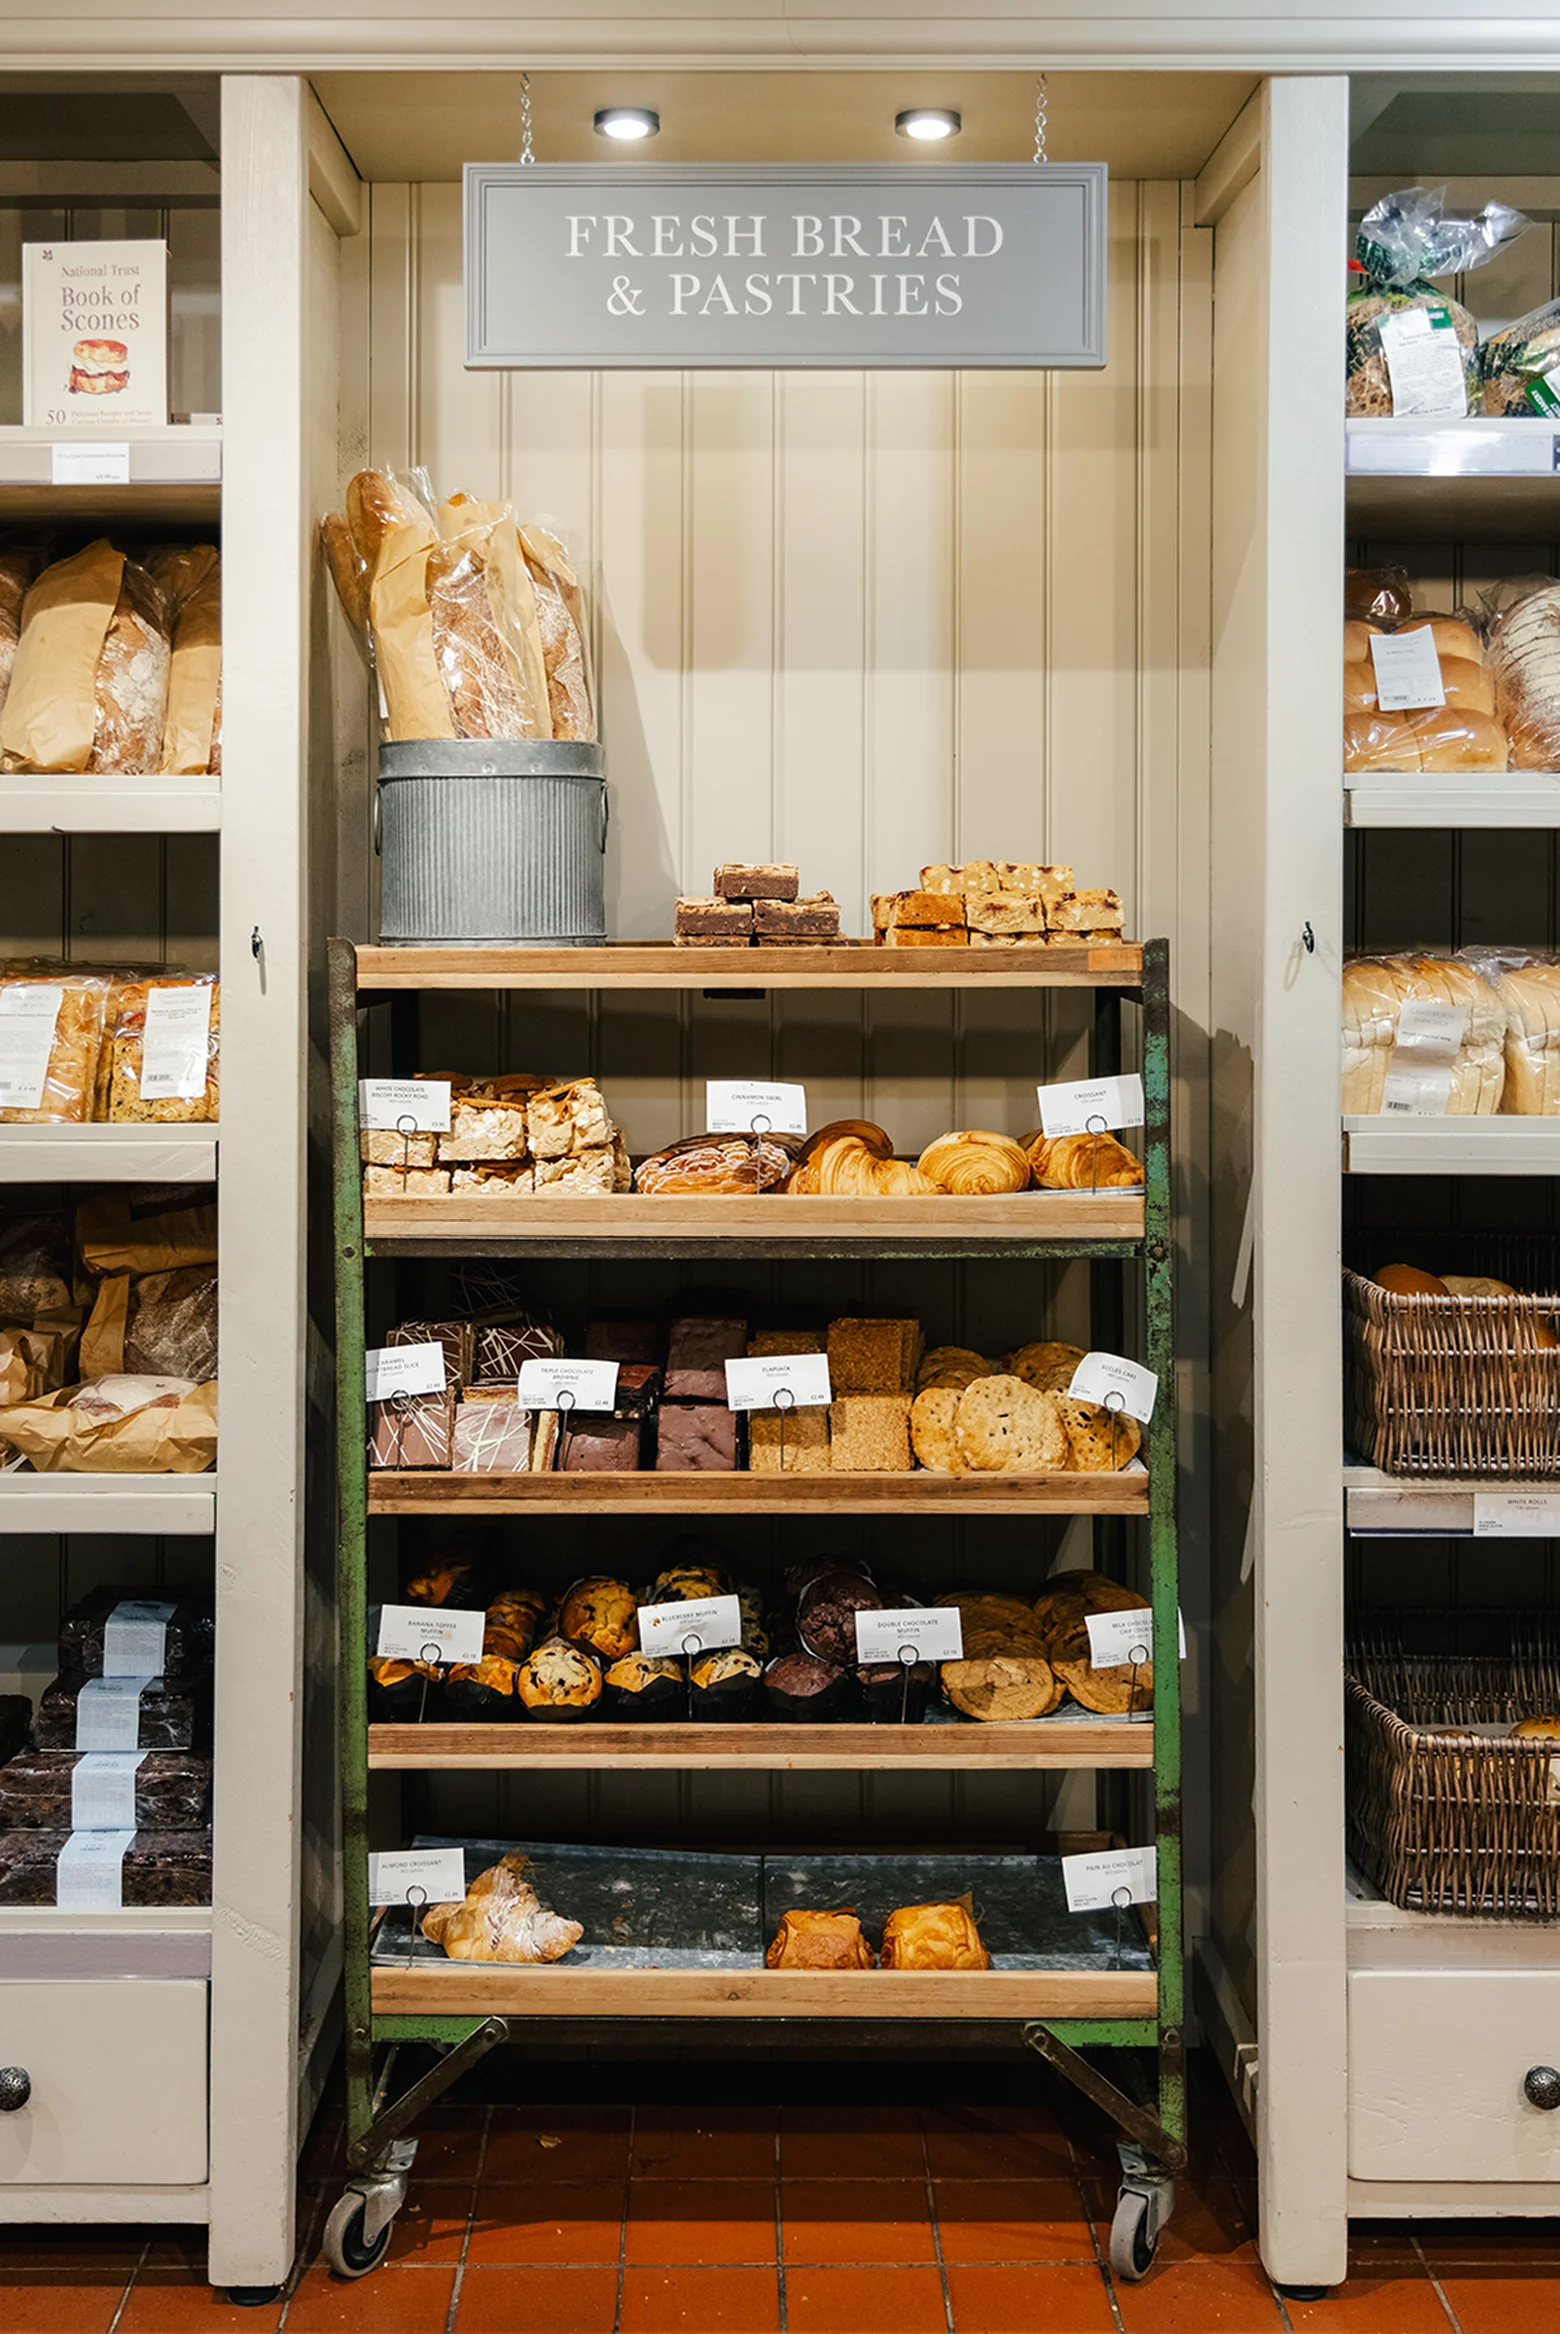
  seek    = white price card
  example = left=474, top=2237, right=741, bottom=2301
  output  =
left=376, top=1604, right=486, bottom=1664
left=139, top=984, right=213, bottom=1102
left=724, top=1352, right=833, bottom=1411
left=1368, top=626, right=1446, bottom=714
left=1036, top=1072, right=1145, bottom=1142
left=365, top=1342, right=447, bottom=1403
left=0, top=982, right=62, bottom=1111
left=638, top=1593, right=743, bottom=1655
left=1061, top=1843, right=1158, bottom=1915
left=358, top=1078, right=452, bottom=1134
left=1083, top=1607, right=1188, bottom=1666
left=51, top=440, right=130, bottom=486
left=368, top=1847, right=467, bottom=1908
left=1067, top=1352, right=1158, bottom=1426
left=855, top=1606, right=964, bottom=1663
left=517, top=1358, right=620, bottom=1412
left=1473, top=1492, right=1560, bottom=1538
left=1377, top=306, right=1470, bottom=420
left=705, top=1080, right=808, bottom=1136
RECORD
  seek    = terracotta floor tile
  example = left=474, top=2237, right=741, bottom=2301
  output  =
left=1346, top=2222, right=1424, bottom=2268
left=784, top=2262, right=949, bottom=2333
left=631, top=2106, right=779, bottom=2181
left=1113, top=2261, right=1285, bottom=2333
left=462, top=2179, right=626, bottom=2264
left=1422, top=2220, right=1560, bottom=2266
left=934, top=2177, right=1096, bottom=2263
left=378, top=2185, right=472, bottom=2266
left=780, top=2176, right=936, bottom=2265
left=8, top=2270, right=133, bottom=2334
left=481, top=2106, right=630, bottom=2185
left=401, top=2106, right=485, bottom=2185
left=1284, top=2271, right=1454, bottom=2330
left=625, top=2178, right=777, bottom=2265
left=117, top=2265, right=286, bottom=2333
left=780, top=2107, right=927, bottom=2181
left=277, top=2264, right=456, bottom=2333
left=1434, top=2267, right=1560, bottom=2331
left=945, top=2261, right=1118, bottom=2333
left=922, top=2108, right=1075, bottom=2183
left=454, top=2261, right=619, bottom=2334
left=617, top=2264, right=782, bottom=2332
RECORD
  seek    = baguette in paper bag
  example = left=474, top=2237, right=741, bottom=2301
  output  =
left=0, top=1376, right=217, bottom=1473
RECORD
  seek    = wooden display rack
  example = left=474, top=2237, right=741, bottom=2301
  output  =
left=328, top=933, right=1184, bottom=2266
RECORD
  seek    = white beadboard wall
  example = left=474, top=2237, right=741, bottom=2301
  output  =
left=345, top=175, right=1220, bottom=1895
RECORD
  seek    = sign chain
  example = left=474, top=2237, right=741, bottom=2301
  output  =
left=1033, top=75, right=1049, bottom=166
left=520, top=71, right=535, bottom=165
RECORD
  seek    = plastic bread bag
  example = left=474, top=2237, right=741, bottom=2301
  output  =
left=58, top=1585, right=216, bottom=1682
left=0, top=974, right=111, bottom=1125
left=1482, top=577, right=1560, bottom=770
left=77, top=1187, right=218, bottom=1276
left=0, top=1375, right=217, bottom=1474
left=1341, top=954, right=1505, bottom=1115
left=519, top=523, right=595, bottom=740
left=1342, top=705, right=1509, bottom=775
left=431, top=493, right=549, bottom=741
left=106, top=975, right=219, bottom=1123
left=1481, top=296, right=1560, bottom=415
left=1347, top=187, right=1527, bottom=418
left=0, top=1211, right=73, bottom=1316
left=1345, top=566, right=1413, bottom=626
left=1458, top=947, right=1560, bottom=1116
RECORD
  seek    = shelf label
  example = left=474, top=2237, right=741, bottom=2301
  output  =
left=368, top=1847, right=467, bottom=1908
left=724, top=1352, right=832, bottom=1411
left=1377, top=305, right=1469, bottom=421
left=1061, top=1842, right=1157, bottom=1914
left=1348, top=428, right=1560, bottom=478
left=376, top=1604, right=486, bottom=1664
left=0, top=982, right=63, bottom=1110
left=1473, top=1492, right=1560, bottom=1538
left=1368, top=627, right=1446, bottom=714
left=705, top=1080, right=808, bottom=1136
left=71, top=1752, right=146, bottom=1832
left=75, top=1677, right=152, bottom=1752
left=1381, top=998, right=1465, bottom=1116
left=51, top=440, right=130, bottom=486
left=365, top=1342, right=447, bottom=1403
left=638, top=1593, right=743, bottom=1655
left=517, top=1358, right=619, bottom=1412
left=358, top=1078, right=452, bottom=1134
left=139, top=983, right=213, bottom=1102
left=1067, top=1352, right=1158, bottom=1425
left=55, top=1828, right=133, bottom=1909
left=1036, top=1071, right=1144, bottom=1141
left=855, top=1606, right=963, bottom=1662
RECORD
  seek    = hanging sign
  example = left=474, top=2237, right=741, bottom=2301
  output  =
left=465, top=164, right=1107, bottom=371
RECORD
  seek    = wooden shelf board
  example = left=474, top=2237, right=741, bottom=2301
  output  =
left=367, top=1468, right=1148, bottom=1517
left=365, top=1188, right=1144, bottom=1257
left=369, top=1716, right=1156, bottom=1771
left=355, top=941, right=1143, bottom=992
left=371, top=1964, right=1157, bottom=2019
left=0, top=424, right=221, bottom=526
left=0, top=1124, right=217, bottom=1184
left=0, top=1472, right=216, bottom=1534
left=0, top=774, right=220, bottom=834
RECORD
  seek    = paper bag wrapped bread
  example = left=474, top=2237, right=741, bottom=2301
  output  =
left=0, top=542, right=170, bottom=774
left=323, top=469, right=595, bottom=743
left=0, top=1376, right=217, bottom=1474
left=148, top=545, right=221, bottom=777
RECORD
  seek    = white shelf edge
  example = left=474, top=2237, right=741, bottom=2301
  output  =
left=0, top=1905, right=212, bottom=1935
left=1342, top=1118, right=1560, bottom=1175
left=0, top=1474, right=216, bottom=1534
left=1345, top=772, right=1560, bottom=829
left=1344, top=1462, right=1559, bottom=1536
left=1345, top=416, right=1560, bottom=479
left=0, top=1124, right=217, bottom=1183
left=0, top=778, right=221, bottom=835
left=0, top=423, right=221, bottom=487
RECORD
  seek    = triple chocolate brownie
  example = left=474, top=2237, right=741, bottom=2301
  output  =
left=714, top=863, right=800, bottom=902
left=655, top=1402, right=738, bottom=1471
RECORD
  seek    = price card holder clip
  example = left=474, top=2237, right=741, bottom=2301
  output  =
left=1104, top=1387, right=1128, bottom=1473
left=1126, top=1632, right=1151, bottom=1726
left=682, top=1629, right=705, bottom=1718
left=771, top=1381, right=795, bottom=1473
left=1085, top=1112, right=1108, bottom=1194
left=896, top=1639, right=920, bottom=1726
left=404, top=1882, right=428, bottom=1968
left=396, top=1112, right=419, bottom=1188
left=1111, top=1883, right=1131, bottom=1971
left=555, top=1384, right=576, bottom=1470
left=417, top=1641, right=443, bottom=1727
left=748, top=1110, right=772, bottom=1196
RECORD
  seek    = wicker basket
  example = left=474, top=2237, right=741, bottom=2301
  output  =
left=1346, top=1618, right=1560, bottom=1918
left=1344, top=1244, right=1560, bottom=1477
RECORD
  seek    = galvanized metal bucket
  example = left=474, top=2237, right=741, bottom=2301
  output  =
left=375, top=739, right=608, bottom=946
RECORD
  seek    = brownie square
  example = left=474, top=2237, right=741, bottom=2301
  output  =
left=714, top=863, right=799, bottom=903
left=753, top=895, right=841, bottom=939
left=560, top=1414, right=645, bottom=1471
left=586, top=1316, right=663, bottom=1365
left=665, top=1315, right=749, bottom=1401
left=676, top=896, right=754, bottom=938
left=655, top=1401, right=738, bottom=1472
left=368, top=1390, right=454, bottom=1469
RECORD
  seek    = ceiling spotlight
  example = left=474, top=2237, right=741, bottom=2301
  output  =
left=595, top=106, right=660, bottom=143
left=896, top=107, right=961, bottom=142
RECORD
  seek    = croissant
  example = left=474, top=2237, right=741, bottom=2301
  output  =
left=798, top=1118, right=894, bottom=1164
left=880, top=1901, right=991, bottom=1971
left=766, top=1908, right=876, bottom=1970
left=798, top=1134, right=938, bottom=1197
left=1025, top=1131, right=1143, bottom=1190
left=421, top=1853, right=583, bottom=1964
left=917, top=1131, right=1031, bottom=1196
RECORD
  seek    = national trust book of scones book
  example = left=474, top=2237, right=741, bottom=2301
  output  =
left=23, top=239, right=168, bottom=428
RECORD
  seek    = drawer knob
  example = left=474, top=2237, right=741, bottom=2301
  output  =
left=1524, top=2066, right=1560, bottom=2111
left=0, top=2067, right=30, bottom=2112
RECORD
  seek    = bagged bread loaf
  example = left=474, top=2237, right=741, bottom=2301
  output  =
left=432, top=492, right=548, bottom=741
left=1342, top=955, right=1504, bottom=1115
left=1469, top=954, right=1560, bottom=1115
left=0, top=974, right=111, bottom=1125
left=0, top=541, right=124, bottom=772
left=1346, top=187, right=1524, bottom=417
left=1480, top=296, right=1560, bottom=416
left=519, top=524, right=595, bottom=740
left=1487, top=580, right=1560, bottom=769
left=106, top=976, right=219, bottom=1122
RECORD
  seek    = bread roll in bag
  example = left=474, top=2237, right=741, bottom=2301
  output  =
left=0, top=540, right=124, bottom=772
left=1342, top=955, right=1504, bottom=1114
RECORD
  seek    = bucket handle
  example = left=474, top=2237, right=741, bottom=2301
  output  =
left=598, top=780, right=610, bottom=853
left=372, top=786, right=382, bottom=857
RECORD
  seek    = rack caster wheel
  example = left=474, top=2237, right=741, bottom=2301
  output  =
left=227, top=2289, right=282, bottom=2308
left=322, top=2190, right=394, bottom=2279
left=1109, top=2146, right=1174, bottom=2282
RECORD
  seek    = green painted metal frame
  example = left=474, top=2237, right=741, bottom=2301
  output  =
left=329, top=933, right=1183, bottom=2178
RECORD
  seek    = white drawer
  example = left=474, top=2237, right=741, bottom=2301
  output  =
left=1350, top=1969, right=1560, bottom=2183
left=0, top=1980, right=207, bottom=2186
